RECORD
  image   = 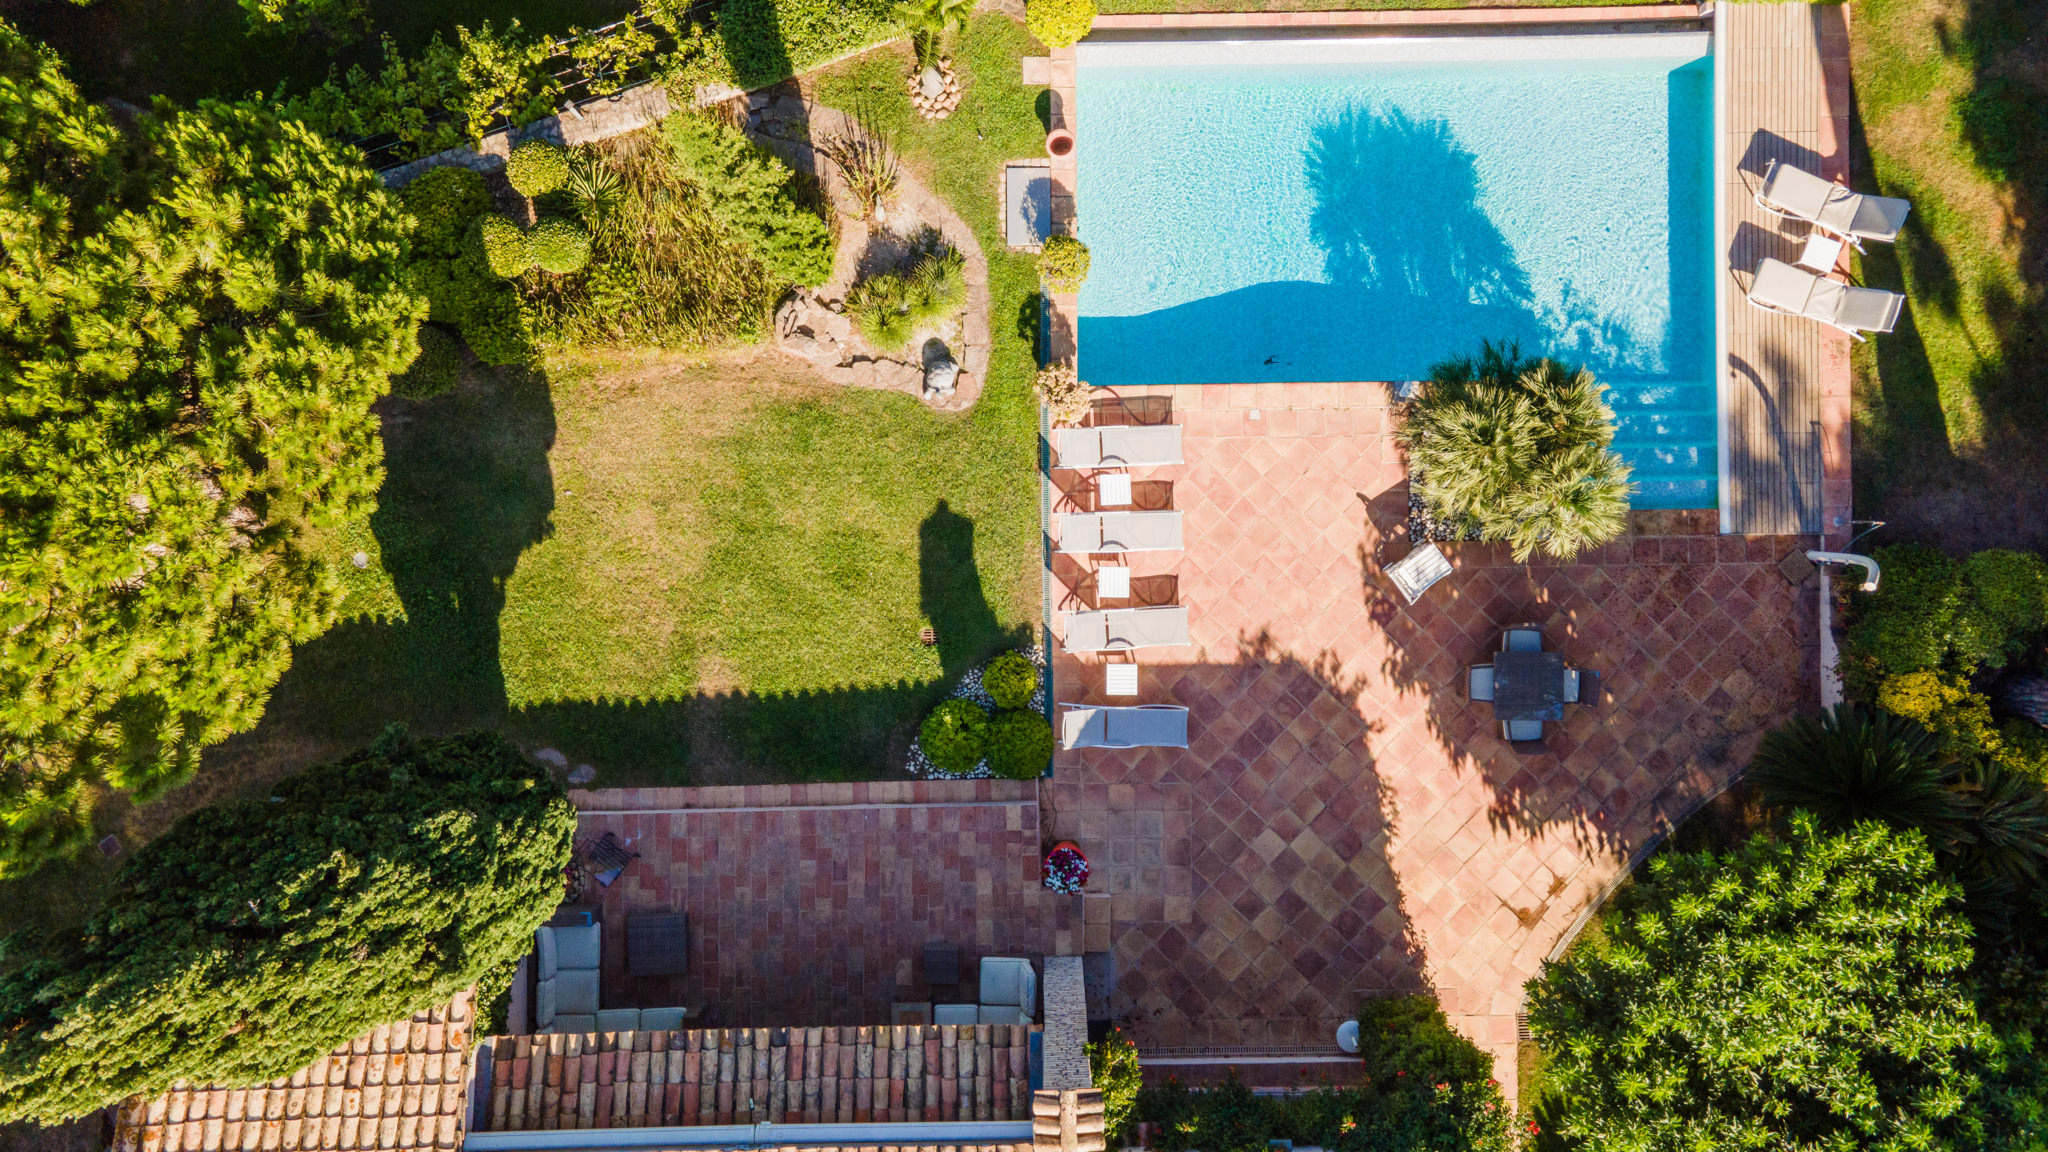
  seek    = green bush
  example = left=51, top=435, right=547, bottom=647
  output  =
left=506, top=140, right=570, bottom=196
left=719, top=0, right=897, bottom=90
left=1878, top=669, right=2002, bottom=756
left=1040, top=234, right=1090, bottom=292
left=665, top=112, right=834, bottom=288
left=850, top=248, right=967, bottom=352
left=1137, top=1074, right=1512, bottom=1152
left=1398, top=342, right=1633, bottom=561
left=392, top=324, right=464, bottom=399
left=982, top=651, right=1038, bottom=709
left=527, top=216, right=592, bottom=274
left=1526, top=813, right=1988, bottom=1151
left=403, top=166, right=492, bottom=255
left=920, top=698, right=989, bottom=775
left=985, top=710, right=1053, bottom=780
left=0, top=728, right=575, bottom=1124
left=1843, top=545, right=2048, bottom=692
left=1357, top=995, right=1493, bottom=1092
left=1087, top=1030, right=1142, bottom=1147
left=473, top=214, right=530, bottom=278
left=1026, top=0, right=1096, bottom=48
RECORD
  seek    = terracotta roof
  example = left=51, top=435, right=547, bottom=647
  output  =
left=113, top=993, right=475, bottom=1152
left=480, top=1024, right=1037, bottom=1131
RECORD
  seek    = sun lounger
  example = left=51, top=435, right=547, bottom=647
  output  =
left=1056, top=510, right=1184, bottom=553
left=1754, top=160, right=1911, bottom=249
left=1746, top=258, right=1904, bottom=341
left=1053, top=425, right=1184, bottom=469
left=1063, top=606, right=1191, bottom=652
left=1059, top=704, right=1190, bottom=750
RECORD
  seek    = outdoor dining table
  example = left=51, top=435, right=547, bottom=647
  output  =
left=1493, top=650, right=1566, bottom=722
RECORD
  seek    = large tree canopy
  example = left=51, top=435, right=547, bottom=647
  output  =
left=0, top=729, right=573, bottom=1124
left=1527, top=813, right=1991, bottom=1152
left=0, top=19, right=425, bottom=875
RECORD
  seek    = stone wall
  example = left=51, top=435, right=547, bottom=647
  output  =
left=379, top=83, right=677, bottom=188
left=1039, top=955, right=1091, bottom=1091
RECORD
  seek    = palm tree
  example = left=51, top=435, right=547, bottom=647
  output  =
left=1748, top=704, right=1968, bottom=839
left=895, top=0, right=972, bottom=66
left=1397, top=341, right=1634, bottom=561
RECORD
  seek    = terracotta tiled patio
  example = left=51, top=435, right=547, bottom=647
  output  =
left=1047, top=383, right=1817, bottom=1099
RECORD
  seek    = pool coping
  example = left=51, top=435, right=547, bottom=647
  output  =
left=1088, top=2, right=1709, bottom=30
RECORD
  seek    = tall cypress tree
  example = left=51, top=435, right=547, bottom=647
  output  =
left=0, top=18, right=426, bottom=874
left=0, top=729, right=574, bottom=1125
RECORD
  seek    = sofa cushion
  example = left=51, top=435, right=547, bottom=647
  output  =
left=594, top=1008, right=642, bottom=1033
left=548, top=1013, right=598, bottom=1035
left=535, top=977, right=558, bottom=1029
left=555, top=968, right=602, bottom=1015
left=553, top=922, right=603, bottom=971
left=639, top=1007, right=688, bottom=1032
left=978, top=1004, right=1032, bottom=1026
left=535, top=927, right=559, bottom=981
left=933, top=1003, right=979, bottom=1026
left=979, top=957, right=1036, bottom=1010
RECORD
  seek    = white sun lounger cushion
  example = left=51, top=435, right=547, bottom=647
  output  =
left=1063, top=606, right=1191, bottom=652
left=1059, top=704, right=1190, bottom=749
left=1749, top=258, right=1903, bottom=336
left=1056, top=511, right=1184, bottom=553
left=1758, top=160, right=1911, bottom=243
left=1053, top=425, right=1184, bottom=469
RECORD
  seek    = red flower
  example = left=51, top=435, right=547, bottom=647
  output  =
left=1526, top=1121, right=1541, bottom=1134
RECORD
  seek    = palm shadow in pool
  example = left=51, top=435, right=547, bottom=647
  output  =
left=1081, top=107, right=1640, bottom=386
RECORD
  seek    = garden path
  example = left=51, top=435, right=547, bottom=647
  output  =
left=1045, top=383, right=1818, bottom=1102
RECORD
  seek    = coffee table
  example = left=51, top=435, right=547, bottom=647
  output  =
left=626, top=911, right=688, bottom=976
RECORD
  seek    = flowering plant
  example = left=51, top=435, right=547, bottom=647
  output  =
left=1043, top=844, right=1090, bottom=893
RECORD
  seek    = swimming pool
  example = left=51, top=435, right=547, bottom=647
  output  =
left=1074, top=33, right=1716, bottom=508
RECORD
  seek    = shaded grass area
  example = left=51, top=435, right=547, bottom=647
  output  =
left=1849, top=0, right=2048, bottom=552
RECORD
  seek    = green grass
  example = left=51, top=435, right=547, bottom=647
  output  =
left=1849, top=0, right=2048, bottom=552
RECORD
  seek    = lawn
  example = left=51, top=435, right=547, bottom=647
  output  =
left=1849, top=0, right=2048, bottom=553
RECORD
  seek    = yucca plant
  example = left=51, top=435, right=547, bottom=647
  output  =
left=895, top=0, right=971, bottom=65
left=1398, top=341, right=1633, bottom=561
left=819, top=119, right=898, bottom=221
left=849, top=246, right=966, bottom=352
left=1750, top=704, right=1968, bottom=840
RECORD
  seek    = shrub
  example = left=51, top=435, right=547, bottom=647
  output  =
left=1526, top=813, right=1989, bottom=1151
left=392, top=324, right=464, bottom=399
left=0, top=728, right=575, bottom=1123
left=666, top=112, right=834, bottom=288
left=983, top=651, right=1038, bottom=709
left=1040, top=234, right=1090, bottom=292
left=1027, top=0, right=1096, bottom=49
left=506, top=139, right=570, bottom=196
left=473, top=214, right=530, bottom=278
left=1035, top=363, right=1091, bottom=424
left=1843, top=545, right=2048, bottom=692
left=1137, top=1073, right=1512, bottom=1152
left=1962, top=549, right=2048, bottom=665
left=1398, top=342, right=1633, bottom=561
left=985, top=710, right=1054, bottom=780
left=1357, top=995, right=1493, bottom=1092
left=403, top=166, right=492, bottom=254
left=818, top=122, right=898, bottom=221
left=0, top=30, right=426, bottom=874
left=400, top=166, right=536, bottom=364
left=1749, top=703, right=1966, bottom=836
left=850, top=248, right=967, bottom=351
left=1088, top=1030, right=1142, bottom=1147
left=528, top=216, right=593, bottom=274
left=1879, top=669, right=2002, bottom=756
left=920, top=698, right=989, bottom=775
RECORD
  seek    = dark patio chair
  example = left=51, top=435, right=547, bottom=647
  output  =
left=1564, top=669, right=1601, bottom=710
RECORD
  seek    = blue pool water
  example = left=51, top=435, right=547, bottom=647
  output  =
left=1075, top=44, right=1717, bottom=508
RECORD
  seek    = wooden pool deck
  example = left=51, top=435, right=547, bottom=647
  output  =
left=1720, top=2, right=1854, bottom=542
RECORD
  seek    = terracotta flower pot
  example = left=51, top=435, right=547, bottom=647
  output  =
left=1045, top=129, right=1075, bottom=158
left=1043, top=840, right=1090, bottom=893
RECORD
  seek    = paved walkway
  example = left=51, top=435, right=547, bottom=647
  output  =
left=1047, top=384, right=1816, bottom=1098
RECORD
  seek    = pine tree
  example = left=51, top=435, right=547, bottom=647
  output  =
left=0, top=729, right=574, bottom=1125
left=0, top=19, right=426, bottom=875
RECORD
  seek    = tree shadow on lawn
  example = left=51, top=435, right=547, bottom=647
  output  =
left=220, top=369, right=1026, bottom=789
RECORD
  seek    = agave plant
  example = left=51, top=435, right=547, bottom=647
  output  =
left=1398, top=341, right=1633, bottom=561
left=1749, top=704, right=1968, bottom=841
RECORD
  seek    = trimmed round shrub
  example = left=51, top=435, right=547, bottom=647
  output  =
left=472, top=214, right=530, bottom=279
left=1039, top=234, right=1091, bottom=292
left=985, top=710, right=1054, bottom=780
left=1027, top=0, right=1096, bottom=49
left=983, top=652, right=1039, bottom=710
left=392, top=324, right=463, bottom=399
left=506, top=140, right=571, bottom=197
left=402, top=166, right=491, bottom=252
left=920, top=699, right=989, bottom=775
left=527, top=217, right=592, bottom=275
left=1035, top=363, right=1090, bottom=425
